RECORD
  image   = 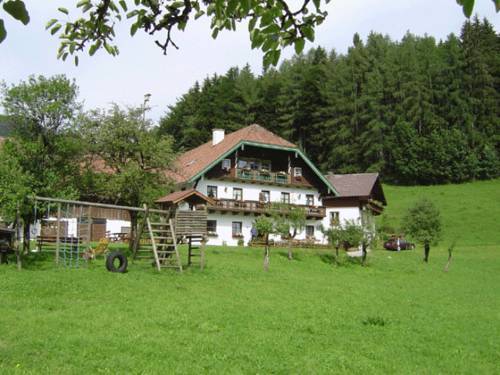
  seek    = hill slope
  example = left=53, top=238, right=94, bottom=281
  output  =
left=380, top=179, right=500, bottom=246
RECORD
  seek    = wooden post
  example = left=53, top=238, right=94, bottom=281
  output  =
left=15, top=204, right=22, bottom=270
left=87, top=206, right=92, bottom=245
left=200, top=238, right=206, bottom=271
left=133, top=204, right=149, bottom=259
left=55, top=203, right=61, bottom=264
left=188, top=236, right=192, bottom=266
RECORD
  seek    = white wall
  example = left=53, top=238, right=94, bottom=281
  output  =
left=198, top=178, right=367, bottom=246
left=206, top=213, right=254, bottom=246
left=106, top=220, right=131, bottom=234
left=197, top=178, right=321, bottom=206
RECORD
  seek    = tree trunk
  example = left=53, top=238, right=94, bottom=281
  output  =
left=15, top=208, right=22, bottom=270
left=15, top=242, right=22, bottom=270
left=444, top=242, right=455, bottom=272
left=335, top=245, right=340, bottom=265
left=287, top=237, right=293, bottom=260
left=128, top=210, right=138, bottom=253
left=424, top=241, right=430, bottom=263
left=263, top=234, right=270, bottom=272
left=23, top=221, right=30, bottom=254
left=361, top=242, right=367, bottom=266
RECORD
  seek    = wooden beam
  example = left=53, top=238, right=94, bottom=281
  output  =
left=55, top=203, right=61, bottom=265
left=34, top=196, right=170, bottom=215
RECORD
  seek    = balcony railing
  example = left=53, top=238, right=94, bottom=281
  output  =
left=236, top=169, right=290, bottom=184
left=208, top=199, right=326, bottom=218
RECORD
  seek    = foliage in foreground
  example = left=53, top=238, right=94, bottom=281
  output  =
left=1, top=0, right=495, bottom=66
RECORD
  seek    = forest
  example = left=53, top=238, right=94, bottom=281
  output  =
left=159, top=17, right=499, bottom=185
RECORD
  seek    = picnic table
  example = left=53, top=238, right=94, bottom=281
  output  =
left=107, top=232, right=130, bottom=243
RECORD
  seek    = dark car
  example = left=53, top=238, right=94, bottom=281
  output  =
left=383, top=237, right=415, bottom=251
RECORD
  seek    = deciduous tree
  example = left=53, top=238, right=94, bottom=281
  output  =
left=402, top=198, right=442, bottom=263
left=0, top=75, right=82, bottom=252
left=80, top=104, right=176, bottom=251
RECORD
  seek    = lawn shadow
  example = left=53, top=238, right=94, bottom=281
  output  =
left=277, top=250, right=303, bottom=261
left=319, top=253, right=336, bottom=265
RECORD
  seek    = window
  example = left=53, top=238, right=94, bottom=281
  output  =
left=232, top=221, right=243, bottom=237
left=306, top=225, right=315, bottom=238
left=222, top=158, right=231, bottom=170
left=330, top=211, right=340, bottom=226
left=237, top=158, right=271, bottom=171
left=261, top=161, right=271, bottom=171
left=233, top=188, right=243, bottom=201
left=207, top=185, right=218, bottom=199
left=306, top=194, right=314, bottom=206
left=294, top=167, right=302, bottom=177
left=207, top=220, right=217, bottom=234
left=281, top=192, right=290, bottom=204
left=260, top=190, right=270, bottom=203
left=237, top=159, right=248, bottom=169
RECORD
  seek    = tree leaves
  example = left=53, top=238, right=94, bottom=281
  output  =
left=2, top=0, right=29, bottom=25
left=58, top=7, right=69, bottom=15
left=294, top=38, right=305, bottom=54
left=456, top=0, right=475, bottom=17
left=0, top=19, right=6, bottom=43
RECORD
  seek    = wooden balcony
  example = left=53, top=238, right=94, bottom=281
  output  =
left=207, top=199, right=326, bottom=219
left=236, top=169, right=290, bottom=184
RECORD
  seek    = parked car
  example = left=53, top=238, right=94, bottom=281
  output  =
left=383, top=237, right=415, bottom=251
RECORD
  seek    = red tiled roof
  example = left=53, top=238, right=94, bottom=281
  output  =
left=168, top=124, right=296, bottom=183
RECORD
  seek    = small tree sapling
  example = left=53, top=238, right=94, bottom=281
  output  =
left=402, top=198, right=442, bottom=263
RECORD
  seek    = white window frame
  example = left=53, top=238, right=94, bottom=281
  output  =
left=207, top=220, right=217, bottom=234
left=233, top=188, right=243, bottom=201
left=207, top=185, right=218, bottom=199
left=222, top=158, right=231, bottom=170
left=306, top=194, right=314, bottom=206
left=232, top=221, right=243, bottom=237
left=293, top=167, right=302, bottom=177
left=280, top=192, right=290, bottom=204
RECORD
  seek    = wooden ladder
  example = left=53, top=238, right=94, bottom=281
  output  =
left=187, top=235, right=206, bottom=270
left=146, top=218, right=183, bottom=272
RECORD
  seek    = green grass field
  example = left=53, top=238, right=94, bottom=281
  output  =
left=1, top=180, right=499, bottom=373
left=380, top=178, right=500, bottom=246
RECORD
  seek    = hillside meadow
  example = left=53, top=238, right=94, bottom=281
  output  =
left=0, top=180, right=499, bottom=373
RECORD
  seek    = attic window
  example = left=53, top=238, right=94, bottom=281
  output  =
left=293, top=167, right=302, bottom=177
left=222, top=158, right=231, bottom=171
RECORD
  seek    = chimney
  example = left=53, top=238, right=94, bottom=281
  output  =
left=212, top=128, right=225, bottom=145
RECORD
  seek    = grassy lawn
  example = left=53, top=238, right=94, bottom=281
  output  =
left=380, top=179, right=500, bottom=246
left=1, top=180, right=499, bottom=373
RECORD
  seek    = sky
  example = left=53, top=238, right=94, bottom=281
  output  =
left=1, top=0, right=499, bottom=122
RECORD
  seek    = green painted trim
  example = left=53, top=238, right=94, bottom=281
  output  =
left=188, top=141, right=339, bottom=196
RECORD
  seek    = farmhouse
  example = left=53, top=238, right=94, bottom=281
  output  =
left=156, top=124, right=386, bottom=246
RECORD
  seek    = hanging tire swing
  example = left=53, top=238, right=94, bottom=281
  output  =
left=106, top=251, right=128, bottom=273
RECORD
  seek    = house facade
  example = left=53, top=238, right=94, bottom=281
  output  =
left=158, top=124, right=387, bottom=246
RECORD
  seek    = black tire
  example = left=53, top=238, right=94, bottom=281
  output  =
left=106, top=251, right=128, bottom=273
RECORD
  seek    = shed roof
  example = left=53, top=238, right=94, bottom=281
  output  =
left=155, top=188, right=214, bottom=205
left=326, top=173, right=386, bottom=205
